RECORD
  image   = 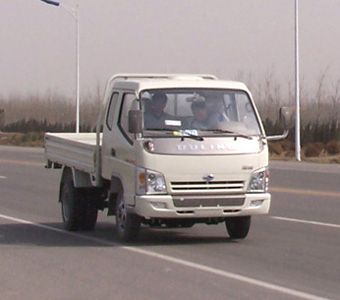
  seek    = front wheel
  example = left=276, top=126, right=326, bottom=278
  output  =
left=225, top=216, right=251, bottom=239
left=115, top=193, right=141, bottom=242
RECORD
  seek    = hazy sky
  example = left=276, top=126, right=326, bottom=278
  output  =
left=1, top=0, right=340, bottom=99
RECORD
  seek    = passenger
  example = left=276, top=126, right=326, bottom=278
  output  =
left=144, top=92, right=171, bottom=129
left=190, top=100, right=209, bottom=130
left=206, top=98, right=230, bottom=128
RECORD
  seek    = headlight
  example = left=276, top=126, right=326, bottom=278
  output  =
left=136, top=168, right=167, bottom=195
left=247, top=168, right=269, bottom=193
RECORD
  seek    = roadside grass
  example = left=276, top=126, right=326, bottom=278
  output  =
left=269, top=140, right=340, bottom=163
left=0, top=132, right=44, bottom=147
left=270, top=153, right=340, bottom=164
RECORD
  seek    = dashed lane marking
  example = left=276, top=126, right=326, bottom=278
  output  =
left=0, top=213, right=331, bottom=300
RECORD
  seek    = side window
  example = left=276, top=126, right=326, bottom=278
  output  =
left=223, top=94, right=237, bottom=121
left=235, top=93, right=254, bottom=121
left=106, top=92, right=119, bottom=130
left=118, top=93, right=139, bottom=143
left=234, top=93, right=261, bottom=134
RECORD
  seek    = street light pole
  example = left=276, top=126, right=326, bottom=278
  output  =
left=40, top=0, right=80, bottom=133
left=75, top=3, right=80, bottom=133
left=295, top=0, right=301, bottom=161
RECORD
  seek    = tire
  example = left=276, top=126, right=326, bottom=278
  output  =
left=225, top=216, right=251, bottom=239
left=60, top=170, right=98, bottom=231
left=115, top=193, right=141, bottom=242
left=79, top=192, right=98, bottom=231
left=60, top=177, right=81, bottom=231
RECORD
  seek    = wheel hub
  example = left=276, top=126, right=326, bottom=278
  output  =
left=117, top=200, right=127, bottom=230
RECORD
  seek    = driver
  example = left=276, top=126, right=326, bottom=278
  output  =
left=144, top=92, right=171, bottom=129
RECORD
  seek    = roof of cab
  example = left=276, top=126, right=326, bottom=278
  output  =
left=109, top=74, right=249, bottom=93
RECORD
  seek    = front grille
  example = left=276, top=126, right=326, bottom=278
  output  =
left=170, top=180, right=245, bottom=193
left=173, top=197, right=245, bottom=208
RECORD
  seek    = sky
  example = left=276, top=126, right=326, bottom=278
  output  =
left=1, top=0, right=340, bottom=99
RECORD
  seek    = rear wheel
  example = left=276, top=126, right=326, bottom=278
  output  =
left=79, top=192, right=98, bottom=231
left=115, top=193, right=141, bottom=242
left=60, top=178, right=80, bottom=231
left=225, top=216, right=251, bottom=239
left=60, top=170, right=98, bottom=231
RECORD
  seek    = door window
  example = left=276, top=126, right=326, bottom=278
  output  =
left=118, top=93, right=139, bottom=143
left=106, top=92, right=119, bottom=130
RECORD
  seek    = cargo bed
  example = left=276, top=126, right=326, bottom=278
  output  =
left=45, top=133, right=102, bottom=174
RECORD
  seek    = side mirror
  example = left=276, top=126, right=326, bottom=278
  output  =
left=128, top=110, right=143, bottom=134
left=279, top=106, right=293, bottom=129
left=267, top=106, right=293, bottom=141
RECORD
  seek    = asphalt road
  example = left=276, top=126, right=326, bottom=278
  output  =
left=0, top=145, right=340, bottom=300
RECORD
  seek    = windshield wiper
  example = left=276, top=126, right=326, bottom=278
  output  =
left=203, top=129, right=253, bottom=140
left=145, top=128, right=204, bottom=141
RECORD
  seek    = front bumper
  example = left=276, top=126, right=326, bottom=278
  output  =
left=132, top=193, right=271, bottom=219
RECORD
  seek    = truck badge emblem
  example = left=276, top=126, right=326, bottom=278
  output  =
left=203, top=174, right=214, bottom=181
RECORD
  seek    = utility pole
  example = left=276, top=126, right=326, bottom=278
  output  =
left=75, top=2, right=80, bottom=133
left=295, top=0, right=301, bottom=161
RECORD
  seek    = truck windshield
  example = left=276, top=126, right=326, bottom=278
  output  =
left=140, top=89, right=262, bottom=137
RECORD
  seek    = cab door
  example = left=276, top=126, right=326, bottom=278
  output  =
left=101, top=91, right=140, bottom=206
left=101, top=90, right=120, bottom=179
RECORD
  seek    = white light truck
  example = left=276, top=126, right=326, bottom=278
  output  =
left=45, top=74, right=290, bottom=242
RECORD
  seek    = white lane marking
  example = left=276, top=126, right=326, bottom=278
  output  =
left=0, top=214, right=109, bottom=244
left=0, top=176, right=7, bottom=179
left=0, top=213, right=330, bottom=300
left=271, top=216, right=340, bottom=229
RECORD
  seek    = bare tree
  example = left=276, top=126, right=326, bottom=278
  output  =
left=0, top=109, right=5, bottom=130
left=330, top=79, right=340, bottom=124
